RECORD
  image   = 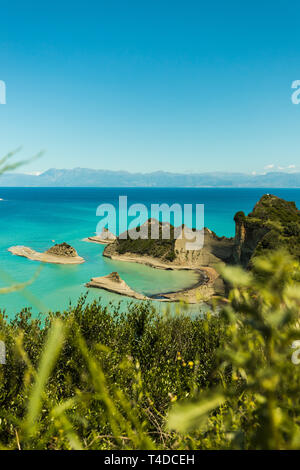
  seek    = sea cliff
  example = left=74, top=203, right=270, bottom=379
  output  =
left=102, top=194, right=300, bottom=300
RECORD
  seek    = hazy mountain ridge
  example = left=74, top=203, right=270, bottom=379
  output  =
left=0, top=168, right=300, bottom=187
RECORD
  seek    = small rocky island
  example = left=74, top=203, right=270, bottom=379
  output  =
left=86, top=272, right=148, bottom=300
left=83, top=228, right=116, bottom=245
left=8, top=242, right=85, bottom=264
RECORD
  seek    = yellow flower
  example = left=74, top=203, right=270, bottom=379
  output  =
left=170, top=395, right=177, bottom=402
left=188, top=361, right=194, bottom=368
left=182, top=361, right=186, bottom=367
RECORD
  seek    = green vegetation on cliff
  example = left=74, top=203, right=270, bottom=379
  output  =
left=234, top=194, right=300, bottom=263
left=108, top=221, right=177, bottom=262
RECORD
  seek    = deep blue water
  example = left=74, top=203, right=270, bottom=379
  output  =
left=0, top=187, right=299, bottom=318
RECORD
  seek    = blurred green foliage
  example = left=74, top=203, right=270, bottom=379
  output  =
left=169, top=251, right=300, bottom=449
left=0, top=250, right=299, bottom=450
left=0, top=299, right=223, bottom=449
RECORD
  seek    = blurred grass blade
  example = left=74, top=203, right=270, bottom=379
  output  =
left=0, top=147, right=22, bottom=167
left=0, top=267, right=47, bottom=312
left=0, top=149, right=44, bottom=175
left=23, top=320, right=65, bottom=437
left=0, top=267, right=42, bottom=294
left=51, top=399, right=83, bottom=450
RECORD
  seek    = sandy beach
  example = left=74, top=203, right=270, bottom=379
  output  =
left=103, top=251, right=193, bottom=270
left=96, top=248, right=225, bottom=302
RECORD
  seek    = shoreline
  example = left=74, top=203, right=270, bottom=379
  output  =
left=103, top=251, right=195, bottom=270
left=153, top=266, right=223, bottom=303
left=83, top=236, right=115, bottom=245
left=102, top=251, right=223, bottom=303
left=86, top=269, right=208, bottom=303
left=148, top=269, right=207, bottom=298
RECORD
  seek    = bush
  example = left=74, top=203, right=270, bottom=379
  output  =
left=0, top=299, right=224, bottom=449
left=0, top=250, right=300, bottom=450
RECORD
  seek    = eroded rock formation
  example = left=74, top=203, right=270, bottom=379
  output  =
left=45, top=242, right=78, bottom=257
left=86, top=272, right=147, bottom=300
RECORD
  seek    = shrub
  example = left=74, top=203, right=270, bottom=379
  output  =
left=0, top=250, right=299, bottom=450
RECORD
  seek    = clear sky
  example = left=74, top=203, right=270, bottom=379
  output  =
left=0, top=1, right=300, bottom=174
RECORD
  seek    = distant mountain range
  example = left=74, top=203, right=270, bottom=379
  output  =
left=0, top=168, right=300, bottom=187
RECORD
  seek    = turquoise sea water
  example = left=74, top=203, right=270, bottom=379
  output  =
left=0, top=187, right=299, bottom=319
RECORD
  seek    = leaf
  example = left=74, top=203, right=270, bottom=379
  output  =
left=219, top=265, right=252, bottom=287
left=51, top=399, right=83, bottom=450
left=23, top=319, right=65, bottom=437
left=167, top=391, right=225, bottom=433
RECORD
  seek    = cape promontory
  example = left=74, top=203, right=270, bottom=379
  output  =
left=103, top=195, right=300, bottom=271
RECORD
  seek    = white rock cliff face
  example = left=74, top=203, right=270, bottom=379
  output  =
left=174, top=227, right=235, bottom=268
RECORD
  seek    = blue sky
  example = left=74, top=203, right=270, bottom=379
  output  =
left=0, top=0, right=300, bottom=174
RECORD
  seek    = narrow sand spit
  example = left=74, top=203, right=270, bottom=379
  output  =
left=8, top=244, right=85, bottom=264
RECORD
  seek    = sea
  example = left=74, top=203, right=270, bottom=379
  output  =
left=0, top=187, right=299, bottom=320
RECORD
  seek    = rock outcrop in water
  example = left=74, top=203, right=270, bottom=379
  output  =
left=84, top=228, right=116, bottom=245
left=45, top=242, right=78, bottom=257
left=8, top=242, right=85, bottom=264
left=86, top=272, right=148, bottom=300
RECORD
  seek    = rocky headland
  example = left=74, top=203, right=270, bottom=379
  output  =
left=233, top=194, right=300, bottom=266
left=101, top=195, right=300, bottom=301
